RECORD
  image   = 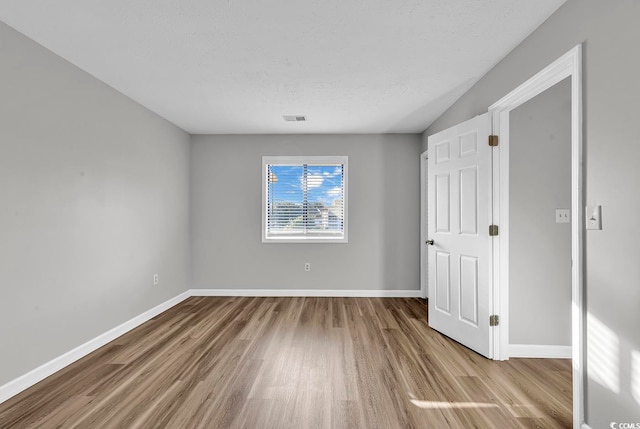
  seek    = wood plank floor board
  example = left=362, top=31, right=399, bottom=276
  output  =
left=0, top=297, right=572, bottom=428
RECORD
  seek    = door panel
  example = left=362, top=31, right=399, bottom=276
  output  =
left=435, top=251, right=451, bottom=313
left=459, top=131, right=477, bottom=157
left=428, top=113, right=492, bottom=358
left=459, top=255, right=479, bottom=325
left=435, top=174, right=450, bottom=232
left=459, top=167, right=478, bottom=235
left=435, top=140, right=451, bottom=164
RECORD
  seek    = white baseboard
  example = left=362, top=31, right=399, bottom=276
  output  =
left=190, top=288, right=423, bottom=298
left=0, top=291, right=191, bottom=405
left=509, top=344, right=572, bottom=359
left=581, top=424, right=592, bottom=429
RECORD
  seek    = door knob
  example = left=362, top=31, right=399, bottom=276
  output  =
left=426, top=239, right=434, bottom=245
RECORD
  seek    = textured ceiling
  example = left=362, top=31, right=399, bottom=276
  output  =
left=0, top=0, right=565, bottom=134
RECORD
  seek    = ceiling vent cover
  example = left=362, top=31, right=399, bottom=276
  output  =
left=283, top=115, right=306, bottom=122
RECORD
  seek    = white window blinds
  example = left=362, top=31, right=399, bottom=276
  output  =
left=263, top=156, right=348, bottom=243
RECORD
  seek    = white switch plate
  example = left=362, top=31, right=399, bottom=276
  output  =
left=586, top=205, right=602, bottom=230
left=555, top=209, right=570, bottom=223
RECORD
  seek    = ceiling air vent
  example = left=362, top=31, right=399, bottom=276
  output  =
left=283, top=115, right=307, bottom=122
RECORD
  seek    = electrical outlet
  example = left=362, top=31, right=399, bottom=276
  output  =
left=304, top=263, right=311, bottom=272
left=153, top=274, right=159, bottom=285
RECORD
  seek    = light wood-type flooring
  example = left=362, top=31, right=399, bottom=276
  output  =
left=0, top=297, right=572, bottom=428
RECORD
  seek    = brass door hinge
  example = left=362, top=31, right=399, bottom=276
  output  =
left=489, top=135, right=499, bottom=147
left=489, top=225, right=499, bottom=236
left=489, top=315, right=500, bottom=327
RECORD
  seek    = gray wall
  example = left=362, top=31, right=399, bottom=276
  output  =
left=423, top=0, right=640, bottom=426
left=509, top=78, right=571, bottom=346
left=191, top=134, right=421, bottom=292
left=0, top=22, right=191, bottom=386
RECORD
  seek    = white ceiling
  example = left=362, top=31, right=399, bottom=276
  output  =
left=0, top=0, right=565, bottom=134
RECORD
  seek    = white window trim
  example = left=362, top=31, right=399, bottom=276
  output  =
left=262, top=156, right=348, bottom=244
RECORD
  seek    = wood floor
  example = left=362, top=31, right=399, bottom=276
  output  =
left=0, top=297, right=572, bottom=428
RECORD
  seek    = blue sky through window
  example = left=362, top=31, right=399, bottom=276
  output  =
left=269, top=164, right=343, bottom=206
left=264, top=158, right=346, bottom=239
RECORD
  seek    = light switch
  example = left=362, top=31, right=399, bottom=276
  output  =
left=586, top=205, right=602, bottom=230
left=555, top=209, right=570, bottom=223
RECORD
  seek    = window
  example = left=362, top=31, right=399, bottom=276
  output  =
left=262, top=156, right=348, bottom=243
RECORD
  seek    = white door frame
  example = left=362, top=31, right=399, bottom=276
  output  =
left=488, top=44, right=584, bottom=428
left=420, top=150, right=428, bottom=299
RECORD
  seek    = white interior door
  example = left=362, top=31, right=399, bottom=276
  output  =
left=427, top=113, right=492, bottom=358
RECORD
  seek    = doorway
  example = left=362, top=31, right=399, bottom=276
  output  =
left=489, top=44, right=583, bottom=427
left=507, top=77, right=572, bottom=359
left=420, top=44, right=584, bottom=427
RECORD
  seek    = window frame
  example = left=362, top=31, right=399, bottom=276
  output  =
left=262, top=155, right=348, bottom=244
